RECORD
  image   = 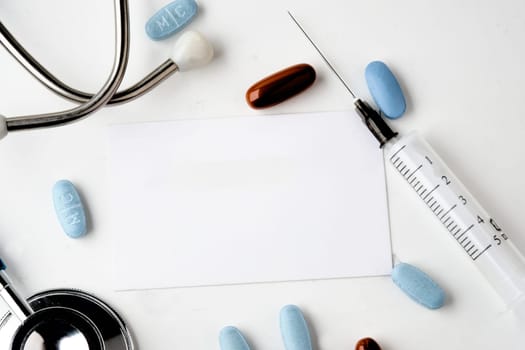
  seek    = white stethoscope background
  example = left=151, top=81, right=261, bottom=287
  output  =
left=1, top=0, right=525, bottom=349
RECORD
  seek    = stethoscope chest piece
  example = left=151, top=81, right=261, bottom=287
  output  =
left=0, top=289, right=133, bottom=350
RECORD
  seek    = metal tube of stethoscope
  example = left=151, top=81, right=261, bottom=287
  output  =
left=0, top=18, right=179, bottom=106
left=0, top=0, right=213, bottom=139
left=0, top=0, right=130, bottom=133
left=0, top=270, right=33, bottom=322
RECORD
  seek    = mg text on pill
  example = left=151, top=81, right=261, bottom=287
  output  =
left=146, top=0, right=198, bottom=41
left=52, top=180, right=87, bottom=238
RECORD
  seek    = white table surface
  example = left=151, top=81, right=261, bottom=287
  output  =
left=1, top=0, right=525, bottom=349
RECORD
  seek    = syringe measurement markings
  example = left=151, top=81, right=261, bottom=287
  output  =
left=456, top=224, right=474, bottom=241
left=441, top=218, right=485, bottom=260
left=389, top=144, right=406, bottom=160
left=392, top=155, right=447, bottom=216
left=465, top=243, right=477, bottom=257
left=393, top=157, right=401, bottom=167
left=394, top=159, right=405, bottom=171
left=391, top=154, right=447, bottom=216
left=390, top=154, right=492, bottom=261
left=406, top=165, right=423, bottom=181
left=392, top=158, right=493, bottom=261
left=423, top=185, right=440, bottom=201
left=472, top=244, right=491, bottom=260
left=462, top=240, right=472, bottom=251
left=440, top=204, right=457, bottom=220
left=391, top=153, right=494, bottom=261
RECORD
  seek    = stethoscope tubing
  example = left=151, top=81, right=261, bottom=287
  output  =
left=0, top=20, right=179, bottom=107
left=0, top=0, right=130, bottom=131
left=0, top=0, right=178, bottom=132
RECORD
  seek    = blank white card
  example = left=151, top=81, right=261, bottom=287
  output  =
left=108, top=111, right=392, bottom=290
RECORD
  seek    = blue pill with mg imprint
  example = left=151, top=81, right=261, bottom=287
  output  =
left=392, top=262, right=445, bottom=309
left=365, top=61, right=406, bottom=119
left=52, top=180, right=87, bottom=238
left=145, top=0, right=198, bottom=41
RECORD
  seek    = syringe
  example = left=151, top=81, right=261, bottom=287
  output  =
left=289, top=12, right=525, bottom=317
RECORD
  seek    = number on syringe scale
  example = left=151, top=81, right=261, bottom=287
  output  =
left=489, top=217, right=509, bottom=245
left=390, top=145, right=511, bottom=260
left=439, top=166, right=509, bottom=245
left=440, top=175, right=469, bottom=208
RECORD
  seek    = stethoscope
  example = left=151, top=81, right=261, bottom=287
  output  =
left=0, top=0, right=213, bottom=141
left=0, top=0, right=213, bottom=349
left=1, top=261, right=133, bottom=350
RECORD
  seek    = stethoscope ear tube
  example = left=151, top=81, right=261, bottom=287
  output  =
left=0, top=0, right=216, bottom=134
left=2, top=0, right=131, bottom=133
left=0, top=18, right=177, bottom=107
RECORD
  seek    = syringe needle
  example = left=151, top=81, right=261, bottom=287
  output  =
left=287, top=11, right=356, bottom=99
left=288, top=11, right=397, bottom=147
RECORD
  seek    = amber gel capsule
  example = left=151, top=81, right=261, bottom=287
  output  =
left=355, top=337, right=381, bottom=350
left=246, top=63, right=316, bottom=109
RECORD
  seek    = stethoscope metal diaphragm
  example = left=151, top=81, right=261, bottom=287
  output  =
left=0, top=289, right=133, bottom=350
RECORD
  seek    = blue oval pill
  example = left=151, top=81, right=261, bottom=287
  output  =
left=392, top=263, right=445, bottom=309
left=280, top=305, right=312, bottom=350
left=52, top=180, right=87, bottom=238
left=219, top=326, right=251, bottom=350
left=145, top=0, right=198, bottom=41
left=365, top=61, right=406, bottom=119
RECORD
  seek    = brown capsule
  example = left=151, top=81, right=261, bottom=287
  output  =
left=355, top=337, right=381, bottom=350
left=246, top=63, right=316, bottom=109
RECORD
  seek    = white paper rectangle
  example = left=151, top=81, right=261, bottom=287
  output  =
left=108, top=111, right=392, bottom=290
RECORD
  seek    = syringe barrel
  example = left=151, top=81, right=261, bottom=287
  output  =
left=385, top=132, right=525, bottom=309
